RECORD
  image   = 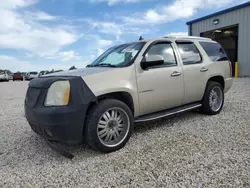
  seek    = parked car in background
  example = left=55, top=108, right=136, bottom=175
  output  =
left=25, top=72, right=39, bottom=80
left=13, top=73, right=24, bottom=81
left=9, top=74, right=13, bottom=80
left=0, top=71, right=9, bottom=82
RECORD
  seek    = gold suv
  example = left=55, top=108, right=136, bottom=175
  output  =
left=24, top=36, right=233, bottom=157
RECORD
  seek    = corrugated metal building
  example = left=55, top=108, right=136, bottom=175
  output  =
left=187, top=2, right=250, bottom=77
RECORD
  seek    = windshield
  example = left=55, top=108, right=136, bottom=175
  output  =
left=30, top=72, right=38, bottom=75
left=89, top=42, right=145, bottom=67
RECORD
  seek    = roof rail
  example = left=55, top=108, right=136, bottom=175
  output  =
left=164, top=36, right=212, bottom=41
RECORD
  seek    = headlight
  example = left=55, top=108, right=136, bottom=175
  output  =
left=45, top=81, right=70, bottom=106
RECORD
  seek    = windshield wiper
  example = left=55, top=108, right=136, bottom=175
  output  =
left=86, top=63, right=117, bottom=68
left=86, top=64, right=95, bottom=67
left=98, top=63, right=117, bottom=67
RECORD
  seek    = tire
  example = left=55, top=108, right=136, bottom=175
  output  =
left=200, top=81, right=224, bottom=115
left=84, top=99, right=134, bottom=153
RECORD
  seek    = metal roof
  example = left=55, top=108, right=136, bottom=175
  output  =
left=187, top=1, right=250, bottom=25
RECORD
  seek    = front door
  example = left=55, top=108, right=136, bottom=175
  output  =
left=136, top=41, right=185, bottom=115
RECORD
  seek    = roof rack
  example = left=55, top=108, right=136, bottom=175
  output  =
left=164, top=36, right=212, bottom=41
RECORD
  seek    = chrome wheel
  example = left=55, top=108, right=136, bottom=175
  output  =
left=209, top=86, right=223, bottom=112
left=97, top=107, right=130, bottom=147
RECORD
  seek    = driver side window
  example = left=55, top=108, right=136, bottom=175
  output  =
left=146, top=43, right=177, bottom=67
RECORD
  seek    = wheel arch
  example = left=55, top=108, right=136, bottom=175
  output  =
left=86, top=91, right=135, bottom=117
left=207, top=75, right=225, bottom=89
left=98, top=92, right=134, bottom=115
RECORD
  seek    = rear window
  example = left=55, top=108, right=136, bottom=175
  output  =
left=199, top=42, right=229, bottom=62
left=176, top=42, right=202, bottom=65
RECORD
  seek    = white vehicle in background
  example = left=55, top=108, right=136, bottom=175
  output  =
left=9, top=74, right=13, bottom=80
left=0, top=71, right=9, bottom=82
left=26, top=72, right=39, bottom=80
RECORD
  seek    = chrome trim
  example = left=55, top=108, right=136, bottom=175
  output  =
left=135, top=104, right=202, bottom=123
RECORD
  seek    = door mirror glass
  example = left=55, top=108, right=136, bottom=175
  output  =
left=141, top=55, right=164, bottom=70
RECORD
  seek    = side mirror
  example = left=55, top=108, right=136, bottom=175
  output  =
left=141, top=55, right=164, bottom=70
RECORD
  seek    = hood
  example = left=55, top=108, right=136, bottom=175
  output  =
left=41, top=67, right=113, bottom=78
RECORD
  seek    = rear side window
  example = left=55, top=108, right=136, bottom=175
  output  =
left=199, top=42, right=229, bottom=62
left=176, top=42, right=202, bottom=65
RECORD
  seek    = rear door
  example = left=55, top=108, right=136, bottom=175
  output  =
left=175, top=41, right=209, bottom=104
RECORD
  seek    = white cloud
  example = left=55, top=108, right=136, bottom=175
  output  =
left=95, top=39, right=113, bottom=57
left=59, top=51, right=81, bottom=61
left=81, top=19, right=122, bottom=39
left=83, top=19, right=154, bottom=39
left=98, top=39, right=113, bottom=48
left=0, top=0, right=79, bottom=57
left=24, top=11, right=57, bottom=21
left=89, top=0, right=144, bottom=6
left=0, top=0, right=36, bottom=9
left=0, top=55, right=84, bottom=72
left=47, top=51, right=81, bottom=61
left=123, top=0, right=234, bottom=25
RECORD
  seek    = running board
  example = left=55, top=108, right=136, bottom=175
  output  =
left=134, top=103, right=202, bottom=123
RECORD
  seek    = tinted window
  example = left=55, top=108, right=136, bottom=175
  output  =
left=146, top=43, right=177, bottom=67
left=176, top=42, right=202, bottom=65
left=200, top=42, right=229, bottom=62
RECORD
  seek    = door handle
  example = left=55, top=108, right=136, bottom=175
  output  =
left=200, top=67, right=208, bottom=72
left=171, top=71, right=182, bottom=77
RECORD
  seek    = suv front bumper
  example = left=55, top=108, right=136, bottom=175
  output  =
left=25, top=104, right=86, bottom=145
left=24, top=76, right=96, bottom=145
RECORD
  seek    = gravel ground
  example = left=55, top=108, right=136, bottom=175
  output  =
left=0, top=79, right=250, bottom=188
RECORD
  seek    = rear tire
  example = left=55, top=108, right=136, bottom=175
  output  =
left=200, top=81, right=224, bottom=115
left=84, top=99, right=134, bottom=153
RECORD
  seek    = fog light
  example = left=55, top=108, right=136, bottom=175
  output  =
left=44, top=129, right=53, bottom=137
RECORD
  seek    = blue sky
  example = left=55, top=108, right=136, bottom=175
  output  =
left=0, top=0, right=248, bottom=72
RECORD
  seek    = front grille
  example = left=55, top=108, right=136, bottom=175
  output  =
left=25, top=87, right=40, bottom=107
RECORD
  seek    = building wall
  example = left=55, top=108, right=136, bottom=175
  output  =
left=189, top=6, right=250, bottom=76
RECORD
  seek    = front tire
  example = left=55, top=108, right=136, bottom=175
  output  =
left=200, top=81, right=224, bottom=115
left=84, top=99, right=134, bottom=153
